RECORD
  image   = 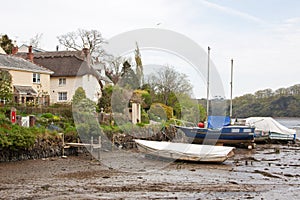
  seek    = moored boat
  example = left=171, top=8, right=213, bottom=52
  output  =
left=134, top=139, right=235, bottom=163
left=175, top=124, right=255, bottom=146
left=245, top=117, right=296, bottom=143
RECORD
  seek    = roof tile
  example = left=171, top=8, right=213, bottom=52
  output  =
left=0, top=54, right=53, bottom=74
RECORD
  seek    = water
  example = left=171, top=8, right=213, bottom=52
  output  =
left=274, top=117, right=300, bottom=138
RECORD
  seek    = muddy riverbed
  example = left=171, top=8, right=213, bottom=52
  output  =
left=0, top=142, right=299, bottom=200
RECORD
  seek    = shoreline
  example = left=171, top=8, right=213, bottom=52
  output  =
left=0, top=142, right=299, bottom=199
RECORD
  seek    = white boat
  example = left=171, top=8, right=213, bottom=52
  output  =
left=245, top=117, right=296, bottom=142
left=134, top=139, right=235, bottom=163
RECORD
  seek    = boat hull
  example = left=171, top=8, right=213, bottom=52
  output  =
left=176, top=126, right=255, bottom=145
left=246, top=117, right=296, bottom=142
left=269, top=132, right=296, bottom=141
left=253, top=130, right=269, bottom=142
left=134, top=139, right=235, bottom=163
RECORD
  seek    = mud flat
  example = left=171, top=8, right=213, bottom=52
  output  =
left=0, top=142, right=299, bottom=200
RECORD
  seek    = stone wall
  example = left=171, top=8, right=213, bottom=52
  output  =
left=0, top=137, right=76, bottom=162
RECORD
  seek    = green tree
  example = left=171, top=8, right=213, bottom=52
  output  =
left=0, top=35, right=14, bottom=54
left=135, top=42, right=144, bottom=86
left=232, top=84, right=300, bottom=117
left=72, top=87, right=96, bottom=113
left=118, top=61, right=139, bottom=89
left=146, top=66, right=193, bottom=106
left=0, top=69, right=13, bottom=103
left=148, top=103, right=173, bottom=121
left=72, top=87, right=86, bottom=105
left=98, top=85, right=113, bottom=113
left=173, top=93, right=206, bottom=123
left=131, top=89, right=152, bottom=110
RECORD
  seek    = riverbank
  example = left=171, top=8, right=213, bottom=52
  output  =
left=0, top=142, right=299, bottom=199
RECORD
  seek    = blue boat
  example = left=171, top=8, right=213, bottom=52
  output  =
left=174, top=53, right=255, bottom=147
left=175, top=116, right=255, bottom=147
left=175, top=125, right=255, bottom=145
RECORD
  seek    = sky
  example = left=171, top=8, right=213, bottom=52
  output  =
left=1, top=0, right=300, bottom=98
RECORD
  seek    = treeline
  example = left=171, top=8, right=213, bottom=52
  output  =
left=232, top=84, right=300, bottom=118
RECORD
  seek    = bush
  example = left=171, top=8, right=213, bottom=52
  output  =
left=41, top=113, right=54, bottom=119
left=0, top=124, right=37, bottom=150
left=148, top=103, right=173, bottom=121
left=141, top=109, right=150, bottom=124
left=134, top=89, right=152, bottom=109
left=64, top=125, right=78, bottom=142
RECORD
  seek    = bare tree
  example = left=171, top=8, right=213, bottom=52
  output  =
left=29, top=33, right=43, bottom=48
left=57, top=29, right=106, bottom=58
left=99, top=55, right=124, bottom=84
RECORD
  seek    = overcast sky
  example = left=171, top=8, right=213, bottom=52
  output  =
left=2, top=0, right=300, bottom=98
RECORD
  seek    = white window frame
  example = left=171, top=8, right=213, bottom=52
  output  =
left=59, top=78, right=66, bottom=86
left=33, top=73, right=40, bottom=83
left=58, top=92, right=67, bottom=101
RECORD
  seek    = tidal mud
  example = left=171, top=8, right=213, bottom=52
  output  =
left=0, top=142, right=299, bottom=199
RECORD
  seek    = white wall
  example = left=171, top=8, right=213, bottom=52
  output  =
left=81, top=74, right=101, bottom=102
left=50, top=74, right=101, bottom=104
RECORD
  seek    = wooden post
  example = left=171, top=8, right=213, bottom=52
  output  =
left=59, top=132, right=66, bottom=158
left=112, top=134, right=115, bottom=150
left=98, top=136, right=101, bottom=160
left=98, top=136, right=102, bottom=148
left=62, top=133, right=66, bottom=158
left=90, top=136, right=93, bottom=153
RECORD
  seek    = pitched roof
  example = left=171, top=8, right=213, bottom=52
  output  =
left=30, top=51, right=96, bottom=77
left=0, top=54, right=53, bottom=74
left=0, top=46, right=6, bottom=54
left=33, top=50, right=84, bottom=59
left=18, top=44, right=45, bottom=53
left=14, top=85, right=37, bottom=95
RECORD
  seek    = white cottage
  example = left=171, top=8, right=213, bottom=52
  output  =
left=19, top=48, right=102, bottom=104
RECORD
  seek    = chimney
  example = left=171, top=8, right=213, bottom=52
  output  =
left=27, top=45, right=34, bottom=62
left=11, top=41, right=18, bottom=55
left=82, top=43, right=89, bottom=58
left=82, top=44, right=91, bottom=67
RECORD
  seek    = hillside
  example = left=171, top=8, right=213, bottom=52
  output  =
left=232, top=84, right=300, bottom=118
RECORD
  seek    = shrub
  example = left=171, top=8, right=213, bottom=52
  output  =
left=64, top=125, right=78, bottom=142
left=0, top=124, right=36, bottom=150
left=148, top=103, right=173, bottom=121
left=141, top=109, right=150, bottom=124
left=134, top=89, right=152, bottom=109
left=41, top=113, right=54, bottom=119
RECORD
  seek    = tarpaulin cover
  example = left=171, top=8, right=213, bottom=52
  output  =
left=246, top=117, right=295, bottom=135
left=207, top=116, right=231, bottom=129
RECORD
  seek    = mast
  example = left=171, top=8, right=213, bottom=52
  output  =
left=206, top=46, right=210, bottom=120
left=230, top=59, right=233, bottom=118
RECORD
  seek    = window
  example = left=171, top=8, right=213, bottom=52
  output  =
left=33, top=73, right=40, bottom=83
left=59, top=78, right=66, bottom=86
left=58, top=92, right=67, bottom=101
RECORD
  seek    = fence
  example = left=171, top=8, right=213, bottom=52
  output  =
left=14, top=105, right=73, bottom=117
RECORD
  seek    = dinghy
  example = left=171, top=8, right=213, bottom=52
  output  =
left=134, top=139, right=235, bottom=163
